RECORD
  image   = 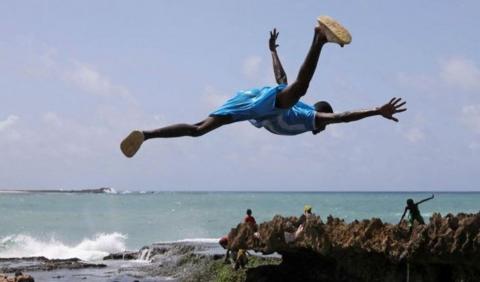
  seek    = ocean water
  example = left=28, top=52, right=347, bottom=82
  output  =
left=0, top=191, right=478, bottom=261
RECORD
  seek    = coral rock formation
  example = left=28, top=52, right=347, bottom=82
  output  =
left=227, top=213, right=480, bottom=282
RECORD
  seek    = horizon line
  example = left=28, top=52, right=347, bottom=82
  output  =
left=1, top=188, right=479, bottom=193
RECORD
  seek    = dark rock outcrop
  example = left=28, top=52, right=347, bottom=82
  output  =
left=0, top=257, right=106, bottom=273
left=227, top=212, right=480, bottom=282
left=0, top=272, right=34, bottom=282
left=9, top=187, right=114, bottom=194
left=103, top=251, right=138, bottom=260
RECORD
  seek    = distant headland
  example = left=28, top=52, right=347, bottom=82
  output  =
left=0, top=187, right=115, bottom=194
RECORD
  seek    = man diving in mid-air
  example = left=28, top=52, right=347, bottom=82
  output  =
left=121, top=16, right=407, bottom=158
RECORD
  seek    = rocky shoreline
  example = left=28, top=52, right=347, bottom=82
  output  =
left=0, top=240, right=277, bottom=281
left=1, top=212, right=478, bottom=281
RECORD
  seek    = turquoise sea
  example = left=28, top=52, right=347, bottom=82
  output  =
left=0, top=191, right=478, bottom=261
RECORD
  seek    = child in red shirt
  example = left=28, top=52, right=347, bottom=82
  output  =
left=244, top=209, right=256, bottom=224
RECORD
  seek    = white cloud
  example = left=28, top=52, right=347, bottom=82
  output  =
left=440, top=57, right=480, bottom=91
left=0, top=115, right=19, bottom=132
left=23, top=47, right=58, bottom=78
left=243, top=56, right=262, bottom=80
left=404, top=127, right=425, bottom=143
left=43, top=112, right=63, bottom=127
left=468, top=142, right=480, bottom=150
left=17, top=112, right=111, bottom=160
left=461, top=104, right=480, bottom=134
left=402, top=114, right=427, bottom=143
left=202, top=85, right=229, bottom=109
left=63, top=61, right=130, bottom=98
left=395, top=72, right=436, bottom=92
left=23, top=48, right=133, bottom=100
left=396, top=57, right=480, bottom=93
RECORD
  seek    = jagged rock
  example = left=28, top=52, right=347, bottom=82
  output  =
left=103, top=251, right=138, bottom=260
left=227, top=212, right=480, bottom=282
left=0, top=272, right=34, bottom=282
left=0, top=257, right=106, bottom=273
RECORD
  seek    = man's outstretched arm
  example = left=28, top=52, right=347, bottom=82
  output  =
left=416, top=194, right=434, bottom=205
left=269, top=28, right=288, bottom=85
left=315, top=98, right=407, bottom=126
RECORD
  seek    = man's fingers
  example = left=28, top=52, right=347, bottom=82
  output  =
left=395, top=101, right=406, bottom=108
left=395, top=108, right=407, bottom=113
left=392, top=98, right=402, bottom=105
left=390, top=116, right=399, bottom=122
left=389, top=97, right=396, bottom=104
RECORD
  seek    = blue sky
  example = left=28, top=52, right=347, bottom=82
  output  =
left=1, top=1, right=479, bottom=191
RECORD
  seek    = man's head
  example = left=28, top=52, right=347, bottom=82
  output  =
left=313, top=101, right=333, bottom=135
left=406, top=199, right=414, bottom=206
left=219, top=236, right=228, bottom=249
left=246, top=209, right=252, bottom=216
left=218, top=236, right=228, bottom=249
left=304, top=205, right=312, bottom=214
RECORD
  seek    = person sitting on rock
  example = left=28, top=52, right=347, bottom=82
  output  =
left=244, top=209, right=256, bottom=225
left=294, top=205, right=314, bottom=238
left=295, top=205, right=313, bottom=228
left=284, top=205, right=315, bottom=243
left=399, top=194, right=434, bottom=227
left=242, top=209, right=262, bottom=248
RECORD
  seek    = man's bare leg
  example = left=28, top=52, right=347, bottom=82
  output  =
left=143, top=115, right=233, bottom=139
left=275, top=27, right=327, bottom=109
left=276, top=17, right=351, bottom=109
left=121, top=115, right=233, bottom=157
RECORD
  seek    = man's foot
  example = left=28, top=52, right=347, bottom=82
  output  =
left=317, top=16, right=352, bottom=47
left=120, top=130, right=144, bottom=158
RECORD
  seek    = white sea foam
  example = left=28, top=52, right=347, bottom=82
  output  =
left=0, top=232, right=127, bottom=261
left=104, top=187, right=117, bottom=194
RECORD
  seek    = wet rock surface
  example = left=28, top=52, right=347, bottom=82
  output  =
left=103, top=251, right=138, bottom=260
left=0, top=242, right=230, bottom=282
left=227, top=212, right=480, bottom=282
left=0, top=257, right=106, bottom=273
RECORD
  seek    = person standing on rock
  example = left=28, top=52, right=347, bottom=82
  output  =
left=399, top=194, right=434, bottom=227
left=120, top=16, right=407, bottom=158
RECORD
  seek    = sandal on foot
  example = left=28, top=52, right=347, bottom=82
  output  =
left=120, top=130, right=144, bottom=158
left=317, top=15, right=352, bottom=46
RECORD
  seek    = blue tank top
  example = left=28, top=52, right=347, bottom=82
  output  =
left=249, top=101, right=316, bottom=135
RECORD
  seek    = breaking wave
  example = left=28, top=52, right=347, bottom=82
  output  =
left=0, top=232, right=127, bottom=261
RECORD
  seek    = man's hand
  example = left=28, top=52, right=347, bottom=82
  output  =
left=269, top=28, right=280, bottom=51
left=379, top=98, right=407, bottom=122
